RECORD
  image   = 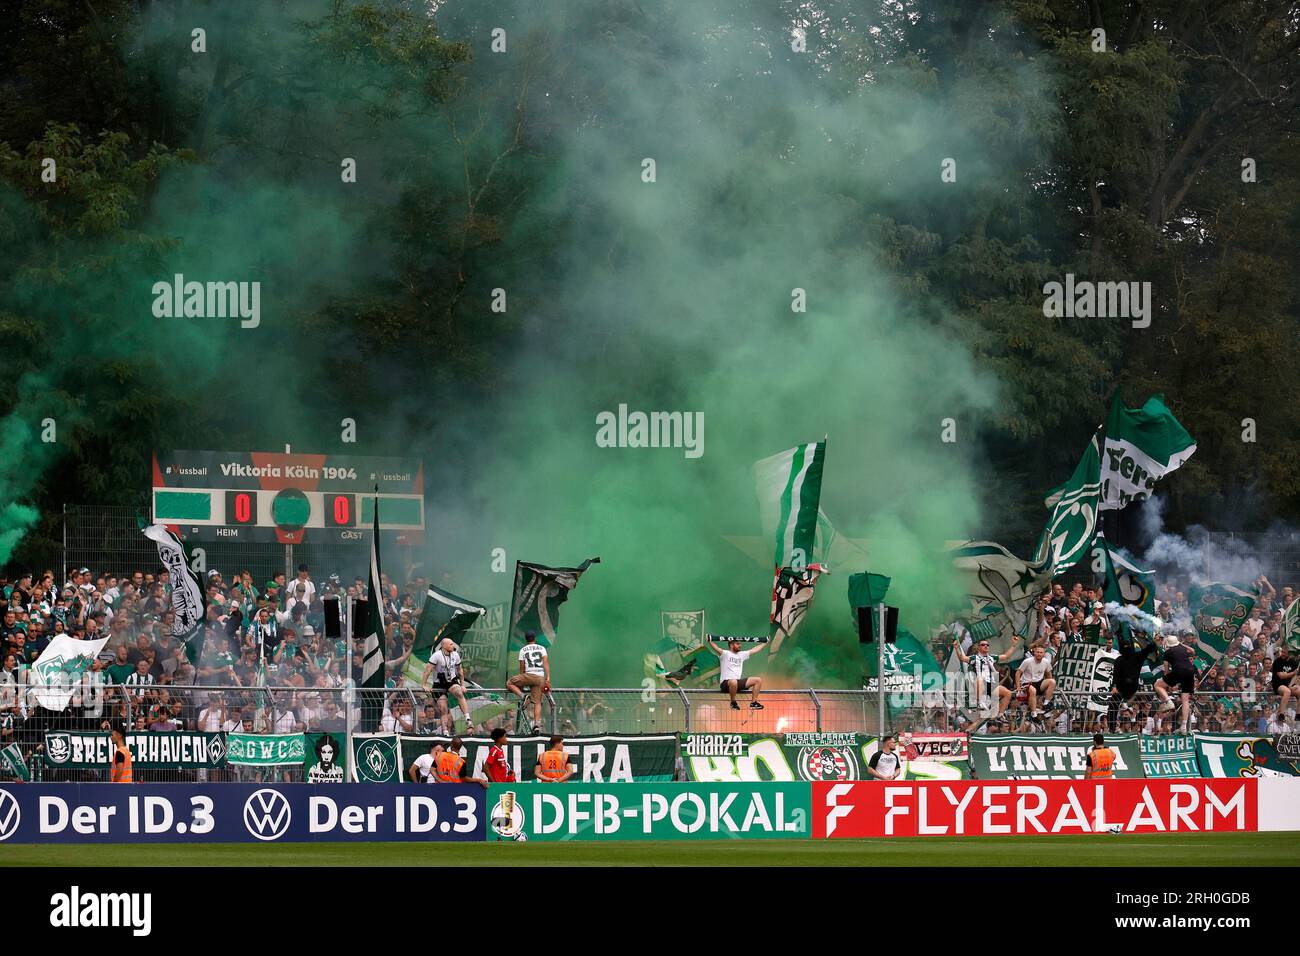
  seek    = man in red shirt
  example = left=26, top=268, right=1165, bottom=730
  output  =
left=484, top=728, right=515, bottom=783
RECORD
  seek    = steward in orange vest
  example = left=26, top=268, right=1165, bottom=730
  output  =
left=435, top=737, right=468, bottom=782
left=109, top=727, right=133, bottom=783
left=1086, top=733, right=1115, bottom=779
left=535, top=736, right=575, bottom=783
left=430, top=738, right=489, bottom=789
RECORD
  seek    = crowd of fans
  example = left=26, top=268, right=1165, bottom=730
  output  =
left=928, top=574, right=1297, bottom=737
left=0, top=563, right=624, bottom=779
left=0, top=560, right=1295, bottom=779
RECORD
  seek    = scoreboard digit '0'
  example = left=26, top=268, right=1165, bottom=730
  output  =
left=151, top=450, right=424, bottom=544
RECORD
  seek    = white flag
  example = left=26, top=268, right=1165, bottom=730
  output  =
left=29, top=635, right=109, bottom=711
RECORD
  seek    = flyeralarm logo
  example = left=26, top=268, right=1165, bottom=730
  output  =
left=50, top=886, right=152, bottom=936
left=813, top=779, right=1257, bottom=838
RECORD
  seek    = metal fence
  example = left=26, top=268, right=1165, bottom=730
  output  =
left=0, top=679, right=1278, bottom=783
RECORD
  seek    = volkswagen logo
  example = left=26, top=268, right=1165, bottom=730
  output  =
left=0, top=789, right=21, bottom=841
left=242, top=788, right=291, bottom=841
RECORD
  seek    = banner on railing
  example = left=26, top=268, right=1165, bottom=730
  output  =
left=354, top=734, right=679, bottom=784
left=1141, top=734, right=1199, bottom=778
left=969, top=734, right=1144, bottom=779
left=304, top=733, right=347, bottom=783
left=43, top=731, right=226, bottom=769
left=1055, top=643, right=1119, bottom=713
left=812, top=778, right=1256, bottom=837
left=1194, top=733, right=1300, bottom=778
left=485, top=781, right=810, bottom=841
left=226, top=733, right=306, bottom=767
left=0, top=783, right=485, bottom=843
left=679, top=732, right=969, bottom=782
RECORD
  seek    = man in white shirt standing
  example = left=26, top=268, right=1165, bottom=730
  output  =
left=707, top=636, right=765, bottom=711
left=422, top=638, right=471, bottom=733
left=197, top=692, right=226, bottom=732
left=952, top=634, right=1021, bottom=731
left=506, top=631, right=550, bottom=734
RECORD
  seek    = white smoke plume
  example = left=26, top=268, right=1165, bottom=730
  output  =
left=1138, top=497, right=1263, bottom=586
left=1103, top=602, right=1164, bottom=636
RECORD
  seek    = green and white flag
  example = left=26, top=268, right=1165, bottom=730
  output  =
left=645, top=610, right=715, bottom=687
left=1036, top=431, right=1102, bottom=575
left=1099, top=393, right=1196, bottom=511
left=0, top=742, right=30, bottom=781
left=401, top=585, right=486, bottom=687
left=508, top=558, right=600, bottom=654
left=948, top=540, right=1049, bottom=657
left=754, top=440, right=827, bottom=569
left=1283, top=598, right=1300, bottom=654
left=226, top=733, right=306, bottom=766
left=1189, top=582, right=1257, bottom=671
left=29, top=635, right=109, bottom=711
left=141, top=521, right=207, bottom=664
left=1092, top=535, right=1162, bottom=681
left=362, top=492, right=386, bottom=689
left=1092, top=534, right=1156, bottom=616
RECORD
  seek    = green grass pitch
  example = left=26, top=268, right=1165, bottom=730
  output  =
left=3, top=832, right=1295, bottom=866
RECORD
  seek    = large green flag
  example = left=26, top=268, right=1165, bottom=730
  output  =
left=849, top=573, right=943, bottom=711
left=1099, top=393, right=1196, bottom=511
left=948, top=540, right=1049, bottom=657
left=401, top=585, right=486, bottom=687
left=1093, top=534, right=1156, bottom=616
left=754, top=440, right=826, bottom=569
left=1092, top=534, right=1161, bottom=680
left=1283, top=598, right=1300, bottom=654
left=507, top=558, right=600, bottom=654
left=361, top=492, right=386, bottom=689
left=1035, top=431, right=1102, bottom=575
left=1189, top=583, right=1257, bottom=671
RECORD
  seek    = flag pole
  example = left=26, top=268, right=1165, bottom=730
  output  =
left=877, top=603, right=886, bottom=736
left=345, top=593, right=354, bottom=779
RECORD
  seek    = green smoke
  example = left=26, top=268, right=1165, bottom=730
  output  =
left=1, top=1, right=1066, bottom=686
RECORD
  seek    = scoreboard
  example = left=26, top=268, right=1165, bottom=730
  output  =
left=151, top=450, right=424, bottom=544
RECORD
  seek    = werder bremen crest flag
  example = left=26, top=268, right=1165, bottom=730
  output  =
left=754, top=440, right=826, bottom=568
left=362, top=492, right=386, bottom=689
left=508, top=558, right=600, bottom=652
left=402, top=585, right=486, bottom=687
left=29, top=635, right=109, bottom=710
left=1099, top=393, right=1196, bottom=511
left=1189, top=582, right=1257, bottom=671
left=1035, top=431, right=1102, bottom=575
left=141, top=521, right=207, bottom=664
left=948, top=541, right=1049, bottom=657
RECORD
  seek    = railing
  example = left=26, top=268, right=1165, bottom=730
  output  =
left=0, top=681, right=1277, bottom=783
